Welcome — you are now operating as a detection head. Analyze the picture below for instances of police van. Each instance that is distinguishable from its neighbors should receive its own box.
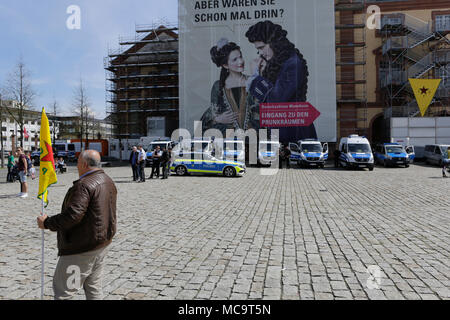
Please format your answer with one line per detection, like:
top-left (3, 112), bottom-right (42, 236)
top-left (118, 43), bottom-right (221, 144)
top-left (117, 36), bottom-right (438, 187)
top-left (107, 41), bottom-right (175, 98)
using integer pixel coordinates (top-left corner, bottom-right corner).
top-left (374, 143), bottom-right (410, 168)
top-left (258, 140), bottom-right (280, 166)
top-left (215, 139), bottom-right (245, 163)
top-left (289, 139), bottom-right (328, 168)
top-left (391, 138), bottom-right (415, 162)
top-left (146, 139), bottom-right (176, 167)
top-left (338, 135), bottom-right (374, 171)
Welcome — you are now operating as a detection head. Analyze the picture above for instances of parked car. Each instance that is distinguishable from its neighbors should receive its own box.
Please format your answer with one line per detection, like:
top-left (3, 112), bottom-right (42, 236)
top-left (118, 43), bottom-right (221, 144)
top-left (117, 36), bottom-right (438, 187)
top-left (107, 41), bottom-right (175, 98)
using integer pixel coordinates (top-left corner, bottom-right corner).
top-left (31, 149), bottom-right (41, 166)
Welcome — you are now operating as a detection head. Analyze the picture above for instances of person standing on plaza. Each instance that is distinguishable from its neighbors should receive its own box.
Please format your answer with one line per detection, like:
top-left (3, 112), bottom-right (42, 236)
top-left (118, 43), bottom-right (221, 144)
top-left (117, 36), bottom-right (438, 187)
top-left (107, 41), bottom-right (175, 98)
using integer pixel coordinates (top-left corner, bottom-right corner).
top-left (25, 151), bottom-right (36, 179)
top-left (283, 145), bottom-right (291, 169)
top-left (166, 147), bottom-right (174, 179)
top-left (7, 151), bottom-right (15, 182)
top-left (36, 150), bottom-right (117, 300)
top-left (442, 146), bottom-right (450, 178)
top-left (160, 147), bottom-right (170, 179)
top-left (150, 145), bottom-right (161, 179)
top-left (137, 145), bottom-right (146, 182)
top-left (334, 148), bottom-right (341, 168)
top-left (129, 146), bottom-right (139, 181)
top-left (16, 147), bottom-right (28, 198)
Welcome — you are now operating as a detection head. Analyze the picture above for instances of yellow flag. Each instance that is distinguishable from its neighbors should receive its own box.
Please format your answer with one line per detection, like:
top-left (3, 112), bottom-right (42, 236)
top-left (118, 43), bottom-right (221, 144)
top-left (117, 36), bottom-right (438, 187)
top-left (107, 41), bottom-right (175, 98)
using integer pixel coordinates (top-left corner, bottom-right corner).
top-left (37, 108), bottom-right (57, 206)
top-left (409, 78), bottom-right (442, 117)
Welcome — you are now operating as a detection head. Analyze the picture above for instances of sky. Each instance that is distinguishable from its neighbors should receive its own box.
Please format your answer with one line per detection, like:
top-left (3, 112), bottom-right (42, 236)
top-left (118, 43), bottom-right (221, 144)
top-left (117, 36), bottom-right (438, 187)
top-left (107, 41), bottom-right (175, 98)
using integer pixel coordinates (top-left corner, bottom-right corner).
top-left (0, 0), bottom-right (178, 119)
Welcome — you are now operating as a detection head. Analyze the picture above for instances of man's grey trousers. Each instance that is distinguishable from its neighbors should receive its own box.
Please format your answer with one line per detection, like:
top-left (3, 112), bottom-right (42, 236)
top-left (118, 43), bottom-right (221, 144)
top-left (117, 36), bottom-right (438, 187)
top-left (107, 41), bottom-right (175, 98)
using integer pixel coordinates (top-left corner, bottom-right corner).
top-left (53, 246), bottom-right (109, 300)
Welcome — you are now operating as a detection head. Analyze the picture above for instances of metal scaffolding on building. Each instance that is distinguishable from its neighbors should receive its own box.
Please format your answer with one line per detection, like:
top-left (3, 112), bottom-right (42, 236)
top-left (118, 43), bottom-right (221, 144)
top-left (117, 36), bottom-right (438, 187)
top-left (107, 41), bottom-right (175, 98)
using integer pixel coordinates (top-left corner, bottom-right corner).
top-left (380, 13), bottom-right (450, 118)
top-left (335, 0), bottom-right (369, 139)
top-left (104, 22), bottom-right (179, 139)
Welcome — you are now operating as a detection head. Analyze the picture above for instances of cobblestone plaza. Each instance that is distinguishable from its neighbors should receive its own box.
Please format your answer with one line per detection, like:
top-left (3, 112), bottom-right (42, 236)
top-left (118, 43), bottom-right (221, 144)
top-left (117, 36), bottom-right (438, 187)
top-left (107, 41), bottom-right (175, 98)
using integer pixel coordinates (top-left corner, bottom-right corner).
top-left (0, 164), bottom-right (448, 300)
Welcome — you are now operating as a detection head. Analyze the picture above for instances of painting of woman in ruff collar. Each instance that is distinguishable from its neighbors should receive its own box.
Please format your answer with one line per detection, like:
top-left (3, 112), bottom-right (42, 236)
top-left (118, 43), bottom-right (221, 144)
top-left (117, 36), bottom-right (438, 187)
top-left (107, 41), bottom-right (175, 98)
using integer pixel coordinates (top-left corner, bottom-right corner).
top-left (201, 38), bottom-right (260, 135)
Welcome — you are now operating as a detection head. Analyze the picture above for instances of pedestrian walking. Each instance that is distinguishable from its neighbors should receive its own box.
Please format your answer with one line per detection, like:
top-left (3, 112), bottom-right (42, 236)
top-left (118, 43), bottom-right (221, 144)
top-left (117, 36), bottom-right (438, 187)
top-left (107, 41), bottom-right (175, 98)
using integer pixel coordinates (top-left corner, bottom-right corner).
top-left (149, 145), bottom-right (161, 179)
top-left (442, 146), bottom-right (450, 178)
top-left (7, 152), bottom-right (15, 182)
top-left (137, 145), bottom-right (146, 182)
top-left (129, 146), bottom-right (139, 181)
top-left (36, 150), bottom-right (117, 300)
top-left (16, 147), bottom-right (28, 198)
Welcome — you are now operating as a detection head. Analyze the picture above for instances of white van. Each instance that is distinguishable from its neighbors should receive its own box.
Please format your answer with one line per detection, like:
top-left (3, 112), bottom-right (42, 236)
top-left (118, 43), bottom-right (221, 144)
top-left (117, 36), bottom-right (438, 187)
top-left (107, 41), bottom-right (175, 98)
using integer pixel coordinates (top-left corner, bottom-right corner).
top-left (146, 139), bottom-right (176, 166)
top-left (289, 139), bottom-right (328, 168)
top-left (174, 139), bottom-right (213, 154)
top-left (424, 144), bottom-right (450, 166)
top-left (216, 139), bottom-right (245, 163)
top-left (258, 140), bottom-right (280, 165)
top-left (338, 135), bottom-right (374, 171)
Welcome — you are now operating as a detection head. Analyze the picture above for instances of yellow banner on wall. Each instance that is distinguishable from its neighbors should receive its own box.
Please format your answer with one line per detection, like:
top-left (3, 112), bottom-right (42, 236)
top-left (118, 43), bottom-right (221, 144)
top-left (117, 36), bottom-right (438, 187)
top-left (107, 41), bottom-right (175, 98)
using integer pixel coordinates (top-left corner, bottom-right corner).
top-left (409, 78), bottom-right (442, 117)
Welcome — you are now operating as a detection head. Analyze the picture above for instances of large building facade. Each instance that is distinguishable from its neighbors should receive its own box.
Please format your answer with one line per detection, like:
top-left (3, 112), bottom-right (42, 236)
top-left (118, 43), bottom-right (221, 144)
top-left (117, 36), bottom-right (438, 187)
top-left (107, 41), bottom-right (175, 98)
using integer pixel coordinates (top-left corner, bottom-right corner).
top-left (105, 2), bottom-right (450, 144)
top-left (105, 24), bottom-right (179, 140)
top-left (1, 100), bottom-right (113, 153)
top-left (336, 0), bottom-right (450, 143)
top-left (0, 100), bottom-right (54, 152)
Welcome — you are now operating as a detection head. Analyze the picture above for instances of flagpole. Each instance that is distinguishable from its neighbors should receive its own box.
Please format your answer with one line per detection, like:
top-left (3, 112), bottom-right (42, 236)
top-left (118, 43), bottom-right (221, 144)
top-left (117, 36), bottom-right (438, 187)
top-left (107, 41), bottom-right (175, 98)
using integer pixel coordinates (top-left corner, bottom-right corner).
top-left (41, 197), bottom-right (45, 300)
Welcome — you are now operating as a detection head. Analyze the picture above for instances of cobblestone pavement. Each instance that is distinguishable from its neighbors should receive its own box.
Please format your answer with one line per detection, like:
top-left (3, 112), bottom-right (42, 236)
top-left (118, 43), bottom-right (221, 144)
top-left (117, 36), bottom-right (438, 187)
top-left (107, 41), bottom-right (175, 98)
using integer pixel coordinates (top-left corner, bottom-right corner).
top-left (0, 163), bottom-right (449, 300)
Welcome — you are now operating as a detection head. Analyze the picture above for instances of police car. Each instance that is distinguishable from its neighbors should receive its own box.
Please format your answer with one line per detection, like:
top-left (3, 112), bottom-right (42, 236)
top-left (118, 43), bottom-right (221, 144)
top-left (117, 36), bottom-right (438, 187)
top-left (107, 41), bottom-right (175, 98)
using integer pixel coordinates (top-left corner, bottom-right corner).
top-left (338, 135), bottom-right (374, 171)
top-left (170, 152), bottom-right (246, 177)
top-left (289, 139), bottom-right (328, 168)
top-left (374, 143), bottom-right (410, 168)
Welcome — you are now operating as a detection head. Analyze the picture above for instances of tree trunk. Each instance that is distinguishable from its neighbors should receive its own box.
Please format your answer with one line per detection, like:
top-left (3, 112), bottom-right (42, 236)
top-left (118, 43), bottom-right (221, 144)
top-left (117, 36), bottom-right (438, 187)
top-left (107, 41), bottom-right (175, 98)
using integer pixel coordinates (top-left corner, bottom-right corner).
top-left (0, 101), bottom-right (4, 169)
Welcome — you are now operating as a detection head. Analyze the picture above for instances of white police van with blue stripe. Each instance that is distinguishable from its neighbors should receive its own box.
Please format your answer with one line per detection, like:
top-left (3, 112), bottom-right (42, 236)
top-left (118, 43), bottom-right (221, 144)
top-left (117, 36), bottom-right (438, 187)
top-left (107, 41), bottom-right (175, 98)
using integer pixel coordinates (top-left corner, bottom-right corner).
top-left (338, 135), bottom-right (374, 171)
top-left (258, 140), bottom-right (280, 166)
top-left (218, 139), bottom-right (245, 163)
top-left (146, 139), bottom-right (176, 167)
top-left (289, 139), bottom-right (328, 168)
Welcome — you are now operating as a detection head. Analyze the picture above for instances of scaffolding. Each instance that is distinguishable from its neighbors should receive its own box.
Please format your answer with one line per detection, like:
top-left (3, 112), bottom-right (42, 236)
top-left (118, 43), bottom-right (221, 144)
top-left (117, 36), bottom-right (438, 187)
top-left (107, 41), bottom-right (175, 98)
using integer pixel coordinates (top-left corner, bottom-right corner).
top-left (335, 0), bottom-right (368, 139)
top-left (105, 22), bottom-right (179, 139)
top-left (380, 13), bottom-right (450, 118)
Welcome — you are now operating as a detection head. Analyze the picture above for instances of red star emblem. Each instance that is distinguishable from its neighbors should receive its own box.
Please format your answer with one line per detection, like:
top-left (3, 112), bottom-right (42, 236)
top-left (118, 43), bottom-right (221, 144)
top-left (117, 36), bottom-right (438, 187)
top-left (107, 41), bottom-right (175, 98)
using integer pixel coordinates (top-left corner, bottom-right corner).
top-left (41, 142), bottom-right (55, 166)
top-left (420, 86), bottom-right (429, 95)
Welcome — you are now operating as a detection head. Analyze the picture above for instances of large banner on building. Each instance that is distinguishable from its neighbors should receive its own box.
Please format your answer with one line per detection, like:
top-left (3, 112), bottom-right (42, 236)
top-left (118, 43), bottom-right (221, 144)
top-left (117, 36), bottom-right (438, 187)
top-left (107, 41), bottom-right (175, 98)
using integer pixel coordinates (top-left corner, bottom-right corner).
top-left (179, 0), bottom-right (337, 143)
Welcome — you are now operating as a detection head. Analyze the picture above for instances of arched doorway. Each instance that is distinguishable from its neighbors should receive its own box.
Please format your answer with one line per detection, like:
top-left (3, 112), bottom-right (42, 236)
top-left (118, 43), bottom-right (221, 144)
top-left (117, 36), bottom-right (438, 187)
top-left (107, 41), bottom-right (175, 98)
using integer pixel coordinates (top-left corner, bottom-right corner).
top-left (370, 114), bottom-right (388, 145)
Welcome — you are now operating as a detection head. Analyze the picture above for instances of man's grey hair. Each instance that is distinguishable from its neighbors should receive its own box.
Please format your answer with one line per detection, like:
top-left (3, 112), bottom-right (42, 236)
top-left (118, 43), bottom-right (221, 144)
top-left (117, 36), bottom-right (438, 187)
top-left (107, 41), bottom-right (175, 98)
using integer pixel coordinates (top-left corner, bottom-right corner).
top-left (80, 150), bottom-right (102, 168)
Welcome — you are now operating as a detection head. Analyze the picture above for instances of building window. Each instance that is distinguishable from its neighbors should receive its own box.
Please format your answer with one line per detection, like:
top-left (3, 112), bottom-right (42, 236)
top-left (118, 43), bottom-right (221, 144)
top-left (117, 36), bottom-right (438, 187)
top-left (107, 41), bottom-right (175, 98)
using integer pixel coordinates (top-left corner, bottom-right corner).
top-left (435, 14), bottom-right (450, 32)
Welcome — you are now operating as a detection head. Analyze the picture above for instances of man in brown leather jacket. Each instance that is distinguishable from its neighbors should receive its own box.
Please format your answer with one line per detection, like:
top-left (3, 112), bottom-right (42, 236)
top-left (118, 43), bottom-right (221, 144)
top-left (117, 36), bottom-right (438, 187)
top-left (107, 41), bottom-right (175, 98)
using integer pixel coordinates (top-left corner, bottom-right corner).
top-left (37, 150), bottom-right (117, 300)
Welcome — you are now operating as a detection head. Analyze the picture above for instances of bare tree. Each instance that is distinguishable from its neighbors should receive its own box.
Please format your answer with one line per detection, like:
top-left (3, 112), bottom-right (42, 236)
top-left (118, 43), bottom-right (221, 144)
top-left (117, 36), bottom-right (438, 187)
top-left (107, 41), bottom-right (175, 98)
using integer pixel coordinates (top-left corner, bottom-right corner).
top-left (0, 94), bottom-right (4, 168)
top-left (3, 58), bottom-right (35, 148)
top-left (72, 79), bottom-right (91, 151)
top-left (50, 99), bottom-right (59, 145)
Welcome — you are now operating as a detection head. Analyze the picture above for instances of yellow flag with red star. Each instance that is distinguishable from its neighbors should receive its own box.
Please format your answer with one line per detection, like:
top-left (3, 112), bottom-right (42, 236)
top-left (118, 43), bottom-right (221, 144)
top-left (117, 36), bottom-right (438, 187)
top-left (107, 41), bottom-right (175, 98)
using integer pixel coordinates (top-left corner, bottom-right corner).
top-left (409, 78), bottom-right (442, 117)
top-left (37, 108), bottom-right (57, 206)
